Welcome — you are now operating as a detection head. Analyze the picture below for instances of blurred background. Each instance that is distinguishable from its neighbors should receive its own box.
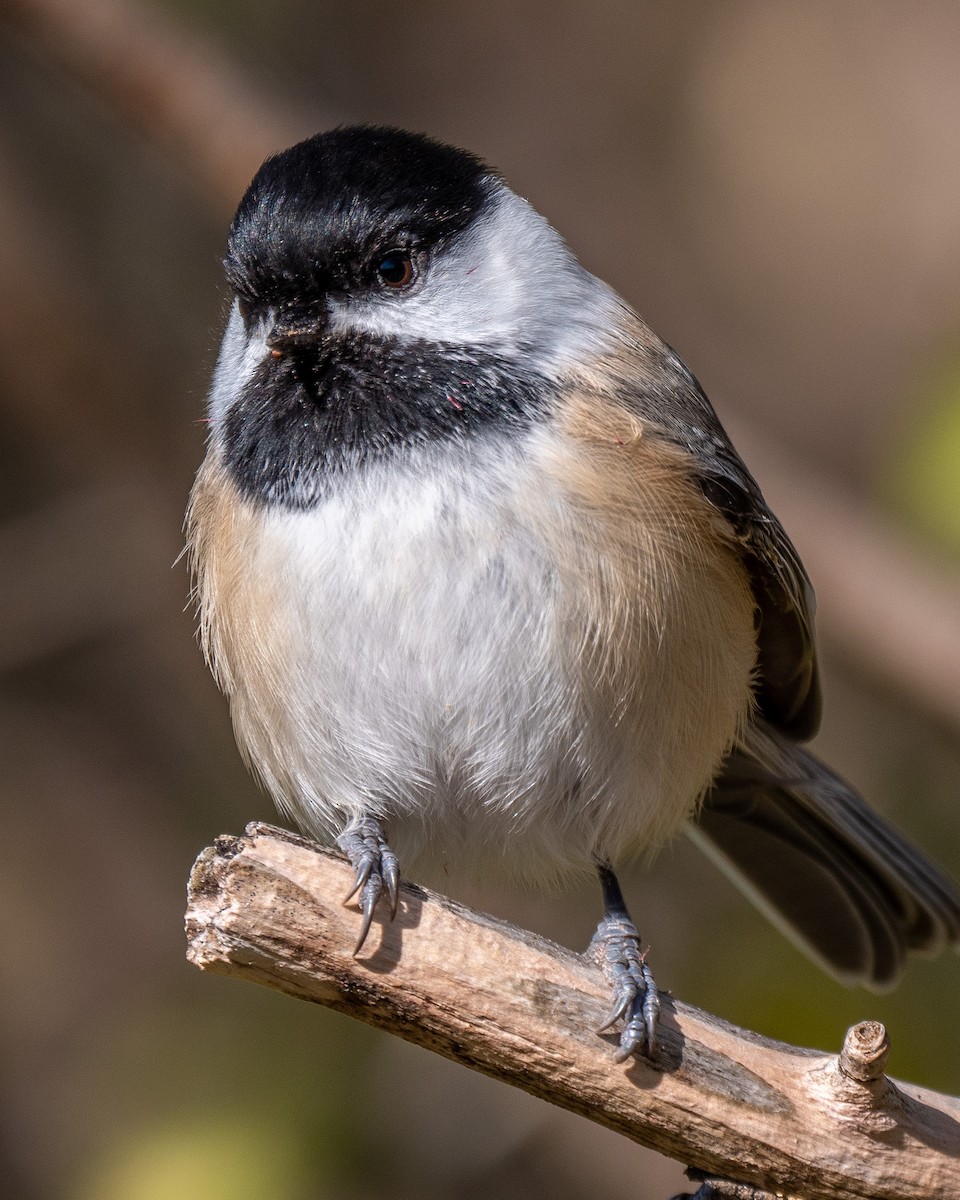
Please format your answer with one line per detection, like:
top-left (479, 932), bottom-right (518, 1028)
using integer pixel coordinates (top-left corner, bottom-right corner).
top-left (2, 1), bottom-right (960, 1197)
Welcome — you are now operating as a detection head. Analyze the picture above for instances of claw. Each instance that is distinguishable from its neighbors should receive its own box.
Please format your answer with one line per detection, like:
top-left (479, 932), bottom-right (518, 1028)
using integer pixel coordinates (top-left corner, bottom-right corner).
top-left (342, 836), bottom-right (377, 903)
top-left (343, 853), bottom-right (373, 904)
top-left (589, 875), bottom-right (660, 1059)
top-left (596, 988), bottom-right (632, 1033)
top-left (642, 962), bottom-right (660, 1054)
top-left (337, 818), bottom-right (401, 955)
top-left (383, 851), bottom-right (400, 919)
top-left (613, 1017), bottom-right (646, 1063)
top-left (353, 874), bottom-right (382, 956)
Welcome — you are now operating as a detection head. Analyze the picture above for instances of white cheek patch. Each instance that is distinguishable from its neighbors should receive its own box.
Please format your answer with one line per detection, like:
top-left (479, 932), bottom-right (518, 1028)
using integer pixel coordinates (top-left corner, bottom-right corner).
top-left (206, 184), bottom-right (625, 438)
top-left (328, 219), bottom-right (524, 348)
top-left (327, 187), bottom-right (622, 378)
top-left (207, 302), bottom-right (271, 426)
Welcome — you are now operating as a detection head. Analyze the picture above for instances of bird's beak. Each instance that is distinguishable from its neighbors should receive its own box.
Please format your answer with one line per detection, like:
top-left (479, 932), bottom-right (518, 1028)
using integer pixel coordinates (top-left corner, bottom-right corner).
top-left (266, 305), bottom-right (328, 352)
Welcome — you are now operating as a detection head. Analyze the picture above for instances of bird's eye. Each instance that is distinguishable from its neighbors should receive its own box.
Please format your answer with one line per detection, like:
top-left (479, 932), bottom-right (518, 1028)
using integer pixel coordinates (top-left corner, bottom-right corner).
top-left (374, 250), bottom-right (416, 290)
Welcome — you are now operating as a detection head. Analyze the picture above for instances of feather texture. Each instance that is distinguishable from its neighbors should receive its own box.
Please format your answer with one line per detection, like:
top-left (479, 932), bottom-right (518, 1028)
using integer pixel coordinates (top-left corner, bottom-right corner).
top-left (187, 387), bottom-right (756, 885)
top-left (693, 722), bottom-right (960, 988)
top-left (190, 126), bottom-right (960, 991)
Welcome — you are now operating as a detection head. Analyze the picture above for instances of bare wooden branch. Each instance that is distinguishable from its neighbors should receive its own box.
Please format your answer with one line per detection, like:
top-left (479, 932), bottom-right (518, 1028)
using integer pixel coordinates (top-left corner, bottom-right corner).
top-left (186, 823), bottom-right (960, 1200)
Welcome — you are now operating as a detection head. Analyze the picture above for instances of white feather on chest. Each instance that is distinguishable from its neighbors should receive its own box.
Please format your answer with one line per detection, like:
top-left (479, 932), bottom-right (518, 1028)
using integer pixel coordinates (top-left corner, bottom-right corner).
top-left (189, 409), bottom-right (757, 883)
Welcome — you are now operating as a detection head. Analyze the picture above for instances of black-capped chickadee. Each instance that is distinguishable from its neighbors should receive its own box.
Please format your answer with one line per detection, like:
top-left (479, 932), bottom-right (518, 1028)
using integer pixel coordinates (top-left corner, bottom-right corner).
top-left (187, 126), bottom-right (960, 1060)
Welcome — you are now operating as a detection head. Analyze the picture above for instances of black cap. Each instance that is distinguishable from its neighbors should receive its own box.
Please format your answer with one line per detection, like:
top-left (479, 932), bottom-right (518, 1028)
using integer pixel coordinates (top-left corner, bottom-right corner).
top-left (225, 126), bottom-right (495, 305)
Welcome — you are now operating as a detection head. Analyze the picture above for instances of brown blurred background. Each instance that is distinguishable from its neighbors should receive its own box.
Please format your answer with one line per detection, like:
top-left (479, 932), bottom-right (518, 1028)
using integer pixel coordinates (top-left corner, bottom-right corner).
top-left (2, 2), bottom-right (960, 1198)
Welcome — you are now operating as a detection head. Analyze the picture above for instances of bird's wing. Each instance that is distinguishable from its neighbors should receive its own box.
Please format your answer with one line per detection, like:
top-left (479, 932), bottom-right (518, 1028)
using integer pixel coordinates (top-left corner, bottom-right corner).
top-left (690, 723), bottom-right (960, 988)
top-left (609, 322), bottom-right (960, 985)
top-left (615, 329), bottom-right (820, 739)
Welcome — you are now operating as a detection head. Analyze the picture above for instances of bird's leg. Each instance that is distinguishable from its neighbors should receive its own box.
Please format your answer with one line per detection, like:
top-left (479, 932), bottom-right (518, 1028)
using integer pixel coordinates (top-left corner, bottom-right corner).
top-left (336, 815), bottom-right (400, 956)
top-left (589, 862), bottom-right (660, 1060)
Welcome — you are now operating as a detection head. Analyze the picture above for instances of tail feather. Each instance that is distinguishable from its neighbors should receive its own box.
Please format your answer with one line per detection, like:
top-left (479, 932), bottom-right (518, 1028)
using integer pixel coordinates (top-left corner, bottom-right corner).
top-left (690, 723), bottom-right (960, 990)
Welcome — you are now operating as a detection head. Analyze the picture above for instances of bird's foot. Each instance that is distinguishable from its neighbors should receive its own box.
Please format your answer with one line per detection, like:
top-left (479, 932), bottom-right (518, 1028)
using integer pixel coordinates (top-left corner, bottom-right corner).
top-left (590, 912), bottom-right (660, 1061)
top-left (669, 1169), bottom-right (782, 1199)
top-left (336, 816), bottom-right (400, 955)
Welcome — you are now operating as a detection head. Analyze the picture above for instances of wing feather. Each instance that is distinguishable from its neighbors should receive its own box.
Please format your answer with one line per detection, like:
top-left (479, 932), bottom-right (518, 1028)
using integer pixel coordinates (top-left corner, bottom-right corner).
top-left (612, 326), bottom-right (820, 738)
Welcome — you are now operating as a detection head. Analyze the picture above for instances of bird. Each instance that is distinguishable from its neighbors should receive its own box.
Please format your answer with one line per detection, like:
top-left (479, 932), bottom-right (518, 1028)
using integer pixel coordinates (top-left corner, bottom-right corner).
top-left (187, 125), bottom-right (960, 1061)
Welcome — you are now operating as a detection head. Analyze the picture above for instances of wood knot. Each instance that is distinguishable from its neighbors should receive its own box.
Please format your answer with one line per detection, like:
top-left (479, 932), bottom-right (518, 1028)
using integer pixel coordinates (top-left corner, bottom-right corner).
top-left (838, 1020), bottom-right (890, 1083)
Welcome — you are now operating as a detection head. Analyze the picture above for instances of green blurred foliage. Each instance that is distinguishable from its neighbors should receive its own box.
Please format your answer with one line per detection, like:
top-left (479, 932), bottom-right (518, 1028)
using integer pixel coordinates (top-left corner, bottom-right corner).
top-left (889, 350), bottom-right (960, 556)
top-left (66, 984), bottom-right (383, 1200)
top-left (75, 1116), bottom-right (309, 1200)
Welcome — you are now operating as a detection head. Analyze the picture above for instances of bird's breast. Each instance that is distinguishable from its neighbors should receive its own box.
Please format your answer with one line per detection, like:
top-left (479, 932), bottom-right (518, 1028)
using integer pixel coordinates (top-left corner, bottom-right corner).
top-left (187, 394), bottom-right (756, 880)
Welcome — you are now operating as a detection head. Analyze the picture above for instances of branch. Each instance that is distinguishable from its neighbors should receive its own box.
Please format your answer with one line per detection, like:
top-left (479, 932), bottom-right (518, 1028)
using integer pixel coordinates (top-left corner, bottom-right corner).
top-left (186, 823), bottom-right (960, 1200)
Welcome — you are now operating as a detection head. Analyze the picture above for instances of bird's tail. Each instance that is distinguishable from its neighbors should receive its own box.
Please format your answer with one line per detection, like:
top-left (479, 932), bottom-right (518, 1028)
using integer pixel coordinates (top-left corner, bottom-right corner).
top-left (690, 722), bottom-right (960, 990)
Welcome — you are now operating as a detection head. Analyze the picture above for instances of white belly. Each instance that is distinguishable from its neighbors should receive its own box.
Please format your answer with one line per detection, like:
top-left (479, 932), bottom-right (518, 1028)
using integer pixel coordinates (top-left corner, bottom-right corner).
top-left (192, 422), bottom-right (756, 883)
